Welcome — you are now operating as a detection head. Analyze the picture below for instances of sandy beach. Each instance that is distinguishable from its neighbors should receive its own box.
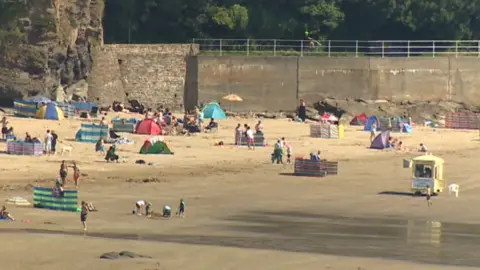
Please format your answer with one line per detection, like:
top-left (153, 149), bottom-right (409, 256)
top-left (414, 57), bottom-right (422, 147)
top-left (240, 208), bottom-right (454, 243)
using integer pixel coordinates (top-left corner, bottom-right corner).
top-left (1, 113), bottom-right (480, 270)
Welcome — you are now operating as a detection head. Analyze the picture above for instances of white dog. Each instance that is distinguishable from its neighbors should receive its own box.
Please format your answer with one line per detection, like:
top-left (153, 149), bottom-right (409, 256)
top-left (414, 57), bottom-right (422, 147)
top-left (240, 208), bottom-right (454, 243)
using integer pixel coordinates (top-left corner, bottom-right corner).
top-left (59, 142), bottom-right (73, 155)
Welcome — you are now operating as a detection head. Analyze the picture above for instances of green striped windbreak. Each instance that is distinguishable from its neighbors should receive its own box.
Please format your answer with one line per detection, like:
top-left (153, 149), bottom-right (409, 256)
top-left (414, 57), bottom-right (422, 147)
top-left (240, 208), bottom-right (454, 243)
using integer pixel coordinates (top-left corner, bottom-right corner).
top-left (33, 186), bottom-right (79, 212)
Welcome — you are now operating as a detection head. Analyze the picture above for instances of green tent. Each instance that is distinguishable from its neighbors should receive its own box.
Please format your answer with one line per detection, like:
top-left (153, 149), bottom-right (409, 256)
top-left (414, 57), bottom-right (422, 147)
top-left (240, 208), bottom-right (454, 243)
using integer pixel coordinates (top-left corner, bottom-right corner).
top-left (139, 140), bottom-right (173, 154)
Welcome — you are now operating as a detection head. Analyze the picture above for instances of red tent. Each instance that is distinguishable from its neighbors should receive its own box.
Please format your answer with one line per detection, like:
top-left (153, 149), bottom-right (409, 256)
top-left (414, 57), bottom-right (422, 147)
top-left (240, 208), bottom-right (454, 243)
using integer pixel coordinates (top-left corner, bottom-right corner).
top-left (320, 113), bottom-right (338, 123)
top-left (350, 113), bottom-right (368, 125)
top-left (136, 119), bottom-right (162, 135)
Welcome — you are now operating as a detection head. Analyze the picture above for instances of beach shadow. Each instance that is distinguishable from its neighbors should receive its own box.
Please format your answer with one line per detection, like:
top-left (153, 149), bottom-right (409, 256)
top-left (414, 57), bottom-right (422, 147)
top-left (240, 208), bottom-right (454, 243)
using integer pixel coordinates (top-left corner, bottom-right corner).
top-left (64, 138), bottom-right (77, 142)
top-left (279, 172), bottom-right (296, 176)
top-left (377, 191), bottom-right (416, 197)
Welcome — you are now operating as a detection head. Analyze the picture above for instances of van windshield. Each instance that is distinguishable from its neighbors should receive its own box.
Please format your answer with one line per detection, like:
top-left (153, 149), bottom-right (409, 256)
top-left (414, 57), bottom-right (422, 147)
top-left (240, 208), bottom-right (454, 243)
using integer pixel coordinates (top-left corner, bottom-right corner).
top-left (415, 164), bottom-right (433, 178)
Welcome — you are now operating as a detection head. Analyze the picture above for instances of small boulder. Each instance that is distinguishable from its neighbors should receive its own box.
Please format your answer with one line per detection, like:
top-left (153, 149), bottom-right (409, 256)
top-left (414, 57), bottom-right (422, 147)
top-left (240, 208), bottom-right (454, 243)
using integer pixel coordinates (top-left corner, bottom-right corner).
top-left (100, 252), bottom-right (120, 260)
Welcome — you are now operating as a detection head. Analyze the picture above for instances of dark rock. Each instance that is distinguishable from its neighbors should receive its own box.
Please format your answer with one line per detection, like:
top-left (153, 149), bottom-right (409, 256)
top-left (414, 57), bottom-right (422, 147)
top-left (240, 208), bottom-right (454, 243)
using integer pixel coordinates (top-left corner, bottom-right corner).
top-left (100, 252), bottom-right (121, 260)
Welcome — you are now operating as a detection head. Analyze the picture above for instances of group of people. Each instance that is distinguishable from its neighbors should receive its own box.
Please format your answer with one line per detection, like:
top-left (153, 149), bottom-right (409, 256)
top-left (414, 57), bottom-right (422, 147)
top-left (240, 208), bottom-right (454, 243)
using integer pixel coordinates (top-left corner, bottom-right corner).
top-left (58, 160), bottom-right (81, 188)
top-left (272, 137), bottom-right (292, 164)
top-left (235, 120), bottom-right (264, 149)
top-left (134, 199), bottom-right (186, 219)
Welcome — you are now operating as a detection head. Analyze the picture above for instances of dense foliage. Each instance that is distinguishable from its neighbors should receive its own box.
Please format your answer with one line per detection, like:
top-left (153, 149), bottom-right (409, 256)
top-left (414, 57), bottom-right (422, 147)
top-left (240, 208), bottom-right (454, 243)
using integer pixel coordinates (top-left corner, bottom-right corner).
top-left (2, 0), bottom-right (480, 45)
top-left (103, 0), bottom-right (480, 43)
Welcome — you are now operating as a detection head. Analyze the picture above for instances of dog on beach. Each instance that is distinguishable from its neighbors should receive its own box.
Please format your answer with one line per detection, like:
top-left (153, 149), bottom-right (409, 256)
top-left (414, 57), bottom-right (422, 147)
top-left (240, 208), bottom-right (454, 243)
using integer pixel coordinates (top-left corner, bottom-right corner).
top-left (59, 142), bottom-right (73, 155)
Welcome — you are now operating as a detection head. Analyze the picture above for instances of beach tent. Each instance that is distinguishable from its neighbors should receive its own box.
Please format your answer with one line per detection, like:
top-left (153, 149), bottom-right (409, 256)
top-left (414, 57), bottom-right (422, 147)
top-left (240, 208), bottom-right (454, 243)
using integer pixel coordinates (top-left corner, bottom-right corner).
top-left (370, 131), bottom-right (390, 149)
top-left (403, 123), bottom-right (413, 133)
top-left (364, 116), bottom-right (379, 131)
top-left (75, 123), bottom-right (109, 143)
top-left (202, 102), bottom-right (227, 119)
top-left (139, 137), bottom-right (173, 154)
top-left (350, 113), bottom-right (368, 125)
top-left (35, 103), bottom-right (65, 120)
top-left (136, 119), bottom-right (162, 135)
top-left (26, 96), bottom-right (51, 103)
top-left (13, 99), bottom-right (38, 118)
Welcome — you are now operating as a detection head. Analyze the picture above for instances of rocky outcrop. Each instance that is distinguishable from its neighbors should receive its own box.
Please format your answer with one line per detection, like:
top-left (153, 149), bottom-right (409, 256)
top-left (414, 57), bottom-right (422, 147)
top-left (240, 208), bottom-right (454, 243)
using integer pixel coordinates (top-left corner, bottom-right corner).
top-left (0, 0), bottom-right (103, 105)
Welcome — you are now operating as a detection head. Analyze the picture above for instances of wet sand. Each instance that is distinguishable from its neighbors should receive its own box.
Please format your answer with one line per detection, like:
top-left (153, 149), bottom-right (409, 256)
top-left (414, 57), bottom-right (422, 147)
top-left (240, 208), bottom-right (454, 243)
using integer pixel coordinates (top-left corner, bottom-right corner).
top-left (1, 114), bottom-right (480, 269)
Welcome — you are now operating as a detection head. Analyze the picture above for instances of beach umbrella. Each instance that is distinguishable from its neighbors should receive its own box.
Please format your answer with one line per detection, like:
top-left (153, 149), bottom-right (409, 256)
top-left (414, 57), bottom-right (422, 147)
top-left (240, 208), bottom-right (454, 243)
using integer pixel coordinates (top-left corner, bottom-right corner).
top-left (222, 94), bottom-right (243, 112)
top-left (25, 96), bottom-right (51, 103)
top-left (222, 94), bottom-right (243, 102)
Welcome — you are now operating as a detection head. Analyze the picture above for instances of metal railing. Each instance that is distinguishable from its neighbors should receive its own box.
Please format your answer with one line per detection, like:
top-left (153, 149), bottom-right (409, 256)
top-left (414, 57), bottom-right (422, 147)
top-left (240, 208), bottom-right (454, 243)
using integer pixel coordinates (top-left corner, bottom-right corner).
top-left (193, 39), bottom-right (480, 57)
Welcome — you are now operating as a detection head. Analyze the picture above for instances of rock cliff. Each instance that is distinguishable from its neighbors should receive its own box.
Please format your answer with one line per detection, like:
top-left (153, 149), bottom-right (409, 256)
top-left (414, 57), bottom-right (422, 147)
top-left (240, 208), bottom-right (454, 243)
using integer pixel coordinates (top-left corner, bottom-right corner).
top-left (0, 0), bottom-right (103, 105)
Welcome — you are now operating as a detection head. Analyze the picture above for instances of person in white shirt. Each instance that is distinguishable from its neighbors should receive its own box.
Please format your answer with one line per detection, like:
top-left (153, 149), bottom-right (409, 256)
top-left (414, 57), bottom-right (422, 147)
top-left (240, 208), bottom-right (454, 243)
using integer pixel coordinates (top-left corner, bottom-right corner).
top-left (246, 126), bottom-right (255, 149)
top-left (135, 200), bottom-right (150, 216)
top-left (45, 130), bottom-right (53, 155)
top-left (272, 140), bottom-right (283, 164)
top-left (419, 143), bottom-right (427, 152)
top-left (370, 122), bottom-right (377, 143)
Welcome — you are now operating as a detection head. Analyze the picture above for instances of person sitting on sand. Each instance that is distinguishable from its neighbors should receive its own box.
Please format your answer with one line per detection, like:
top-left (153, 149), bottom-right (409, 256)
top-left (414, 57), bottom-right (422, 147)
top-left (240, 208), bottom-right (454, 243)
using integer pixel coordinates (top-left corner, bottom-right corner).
top-left (419, 143), bottom-right (428, 152)
top-left (0, 206), bottom-right (15, 221)
top-left (310, 151), bottom-right (320, 161)
top-left (105, 145), bottom-right (119, 162)
top-left (162, 204), bottom-right (172, 218)
top-left (255, 120), bottom-right (263, 135)
top-left (205, 118), bottom-right (218, 132)
top-left (24, 132), bottom-right (32, 143)
top-left (6, 127), bottom-right (16, 141)
top-left (95, 139), bottom-right (105, 153)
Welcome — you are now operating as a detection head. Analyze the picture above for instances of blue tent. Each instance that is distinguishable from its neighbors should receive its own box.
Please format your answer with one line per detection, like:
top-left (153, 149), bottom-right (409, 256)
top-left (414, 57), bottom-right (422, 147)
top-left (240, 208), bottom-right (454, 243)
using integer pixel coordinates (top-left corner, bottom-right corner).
top-left (364, 116), bottom-right (379, 131)
top-left (26, 96), bottom-right (51, 103)
top-left (202, 102), bottom-right (226, 119)
top-left (36, 102), bottom-right (65, 120)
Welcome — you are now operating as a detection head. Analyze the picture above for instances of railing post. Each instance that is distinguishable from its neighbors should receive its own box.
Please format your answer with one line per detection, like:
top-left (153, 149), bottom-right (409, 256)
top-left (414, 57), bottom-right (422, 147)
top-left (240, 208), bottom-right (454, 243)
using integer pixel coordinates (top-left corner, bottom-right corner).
top-left (273, 39), bottom-right (277, 56)
top-left (455, 41), bottom-right (458, 58)
top-left (328, 40), bottom-right (331, 57)
top-left (300, 40), bottom-right (304, 57)
top-left (355, 40), bottom-right (358, 57)
top-left (382, 41), bottom-right (384, 58)
top-left (432, 41), bottom-right (435, 58)
top-left (219, 39), bottom-right (223, 56)
top-left (407, 40), bottom-right (410, 58)
top-left (246, 39), bottom-right (249, 56)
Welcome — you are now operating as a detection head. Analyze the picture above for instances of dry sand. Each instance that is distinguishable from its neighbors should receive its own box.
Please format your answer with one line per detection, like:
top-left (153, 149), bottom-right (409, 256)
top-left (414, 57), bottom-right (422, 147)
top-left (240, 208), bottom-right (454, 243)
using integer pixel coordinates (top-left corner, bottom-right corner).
top-left (1, 113), bottom-right (480, 270)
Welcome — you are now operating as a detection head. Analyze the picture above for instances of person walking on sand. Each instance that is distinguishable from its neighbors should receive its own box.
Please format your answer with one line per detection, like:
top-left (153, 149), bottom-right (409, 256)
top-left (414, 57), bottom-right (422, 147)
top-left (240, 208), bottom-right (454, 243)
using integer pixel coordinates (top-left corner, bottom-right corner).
top-left (285, 141), bottom-right (292, 164)
top-left (45, 130), bottom-right (53, 155)
top-left (176, 198), bottom-right (186, 217)
top-left (72, 162), bottom-right (80, 188)
top-left (370, 122), bottom-right (377, 143)
top-left (246, 126), bottom-right (255, 150)
top-left (80, 201), bottom-right (88, 231)
top-left (426, 185), bottom-right (432, 207)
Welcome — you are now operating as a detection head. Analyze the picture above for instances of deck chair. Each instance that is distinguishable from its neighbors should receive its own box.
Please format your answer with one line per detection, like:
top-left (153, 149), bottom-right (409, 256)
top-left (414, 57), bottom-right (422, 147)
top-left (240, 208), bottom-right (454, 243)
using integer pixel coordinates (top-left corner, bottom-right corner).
top-left (90, 106), bottom-right (99, 118)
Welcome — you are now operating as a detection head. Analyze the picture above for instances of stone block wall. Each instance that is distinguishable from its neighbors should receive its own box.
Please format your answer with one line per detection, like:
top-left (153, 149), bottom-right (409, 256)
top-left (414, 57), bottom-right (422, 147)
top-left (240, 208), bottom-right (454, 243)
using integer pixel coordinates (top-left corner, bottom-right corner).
top-left (185, 56), bottom-right (480, 112)
top-left (88, 44), bottom-right (198, 110)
